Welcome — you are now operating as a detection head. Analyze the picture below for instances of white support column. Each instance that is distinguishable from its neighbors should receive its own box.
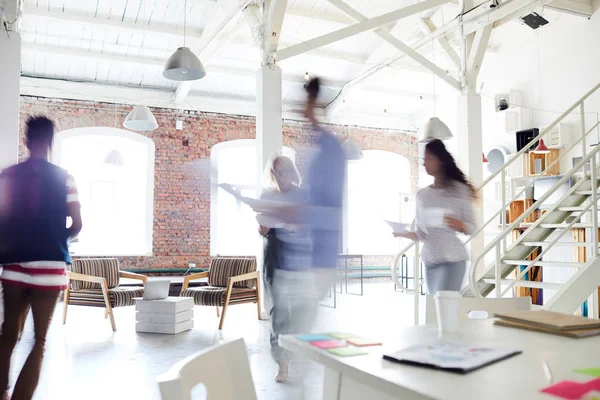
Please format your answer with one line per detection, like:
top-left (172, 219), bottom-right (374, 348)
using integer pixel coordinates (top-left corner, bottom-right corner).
top-left (0, 31), bottom-right (21, 169)
top-left (457, 93), bottom-right (484, 273)
top-left (256, 64), bottom-right (283, 318)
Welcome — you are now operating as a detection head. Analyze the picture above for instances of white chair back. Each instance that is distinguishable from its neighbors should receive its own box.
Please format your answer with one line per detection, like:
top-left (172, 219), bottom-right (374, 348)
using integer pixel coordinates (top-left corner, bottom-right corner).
top-left (157, 338), bottom-right (257, 400)
top-left (425, 296), bottom-right (532, 324)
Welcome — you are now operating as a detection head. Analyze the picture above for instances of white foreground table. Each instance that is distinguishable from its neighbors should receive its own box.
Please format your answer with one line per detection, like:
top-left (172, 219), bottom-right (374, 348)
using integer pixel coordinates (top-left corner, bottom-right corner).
top-left (280, 319), bottom-right (600, 400)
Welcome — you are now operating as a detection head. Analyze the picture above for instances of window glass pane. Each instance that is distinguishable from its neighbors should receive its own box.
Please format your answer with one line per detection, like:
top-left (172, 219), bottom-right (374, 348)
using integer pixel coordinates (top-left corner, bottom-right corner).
top-left (348, 151), bottom-right (412, 255)
top-left (213, 141), bottom-right (296, 256)
top-left (55, 131), bottom-right (153, 256)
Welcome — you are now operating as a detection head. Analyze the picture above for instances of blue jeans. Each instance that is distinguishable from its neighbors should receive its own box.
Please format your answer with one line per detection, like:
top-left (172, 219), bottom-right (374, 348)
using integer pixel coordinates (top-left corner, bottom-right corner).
top-left (424, 261), bottom-right (466, 295)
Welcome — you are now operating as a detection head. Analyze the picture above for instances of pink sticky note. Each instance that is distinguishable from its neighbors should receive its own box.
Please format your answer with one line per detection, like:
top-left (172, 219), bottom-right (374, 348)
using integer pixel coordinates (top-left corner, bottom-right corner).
top-left (541, 379), bottom-right (600, 400)
top-left (310, 339), bottom-right (347, 349)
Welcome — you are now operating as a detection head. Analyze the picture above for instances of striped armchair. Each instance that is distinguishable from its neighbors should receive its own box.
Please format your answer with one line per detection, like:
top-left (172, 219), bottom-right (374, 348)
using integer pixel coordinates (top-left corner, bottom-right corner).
top-left (63, 258), bottom-right (147, 331)
top-left (180, 257), bottom-right (261, 330)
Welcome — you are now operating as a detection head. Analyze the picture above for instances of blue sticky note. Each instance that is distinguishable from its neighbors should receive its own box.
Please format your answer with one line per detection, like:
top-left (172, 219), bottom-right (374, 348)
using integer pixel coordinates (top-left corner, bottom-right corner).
top-left (296, 334), bottom-right (331, 342)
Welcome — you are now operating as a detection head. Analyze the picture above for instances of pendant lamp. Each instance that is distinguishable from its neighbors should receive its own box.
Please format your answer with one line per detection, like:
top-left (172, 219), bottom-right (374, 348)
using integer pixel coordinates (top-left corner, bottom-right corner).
top-left (342, 138), bottom-right (363, 160)
top-left (124, 1), bottom-right (158, 131)
top-left (123, 105), bottom-right (158, 131)
top-left (163, 0), bottom-right (206, 81)
top-left (418, 117), bottom-right (453, 143)
top-left (533, 139), bottom-right (550, 154)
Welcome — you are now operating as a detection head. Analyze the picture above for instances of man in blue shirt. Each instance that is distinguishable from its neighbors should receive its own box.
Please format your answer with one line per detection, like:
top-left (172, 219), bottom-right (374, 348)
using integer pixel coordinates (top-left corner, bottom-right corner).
top-left (303, 78), bottom-right (346, 295)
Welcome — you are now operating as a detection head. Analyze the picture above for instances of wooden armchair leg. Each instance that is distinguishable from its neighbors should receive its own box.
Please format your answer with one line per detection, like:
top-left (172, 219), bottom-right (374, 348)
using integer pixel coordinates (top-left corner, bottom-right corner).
top-left (255, 278), bottom-right (262, 321)
top-left (219, 290), bottom-right (233, 330)
top-left (100, 283), bottom-right (116, 332)
top-left (63, 286), bottom-right (70, 325)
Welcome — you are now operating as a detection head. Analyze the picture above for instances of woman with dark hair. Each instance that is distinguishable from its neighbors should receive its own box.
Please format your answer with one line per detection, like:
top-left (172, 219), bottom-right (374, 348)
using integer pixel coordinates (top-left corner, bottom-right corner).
top-left (395, 139), bottom-right (476, 294)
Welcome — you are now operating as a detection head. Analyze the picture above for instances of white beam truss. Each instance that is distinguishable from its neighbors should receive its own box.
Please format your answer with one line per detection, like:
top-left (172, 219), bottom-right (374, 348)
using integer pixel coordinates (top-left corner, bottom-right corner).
top-left (325, 0), bottom-right (459, 116)
top-left (466, 25), bottom-right (492, 88)
top-left (274, 0), bottom-right (452, 62)
top-left (175, 0), bottom-right (253, 104)
top-left (420, 18), bottom-right (461, 70)
top-left (325, 0), bottom-right (544, 108)
top-left (23, 6), bottom-right (199, 38)
top-left (264, 0), bottom-right (288, 58)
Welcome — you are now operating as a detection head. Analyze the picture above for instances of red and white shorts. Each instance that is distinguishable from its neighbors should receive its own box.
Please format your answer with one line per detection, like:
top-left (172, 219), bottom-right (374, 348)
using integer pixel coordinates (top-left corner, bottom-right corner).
top-left (0, 261), bottom-right (68, 290)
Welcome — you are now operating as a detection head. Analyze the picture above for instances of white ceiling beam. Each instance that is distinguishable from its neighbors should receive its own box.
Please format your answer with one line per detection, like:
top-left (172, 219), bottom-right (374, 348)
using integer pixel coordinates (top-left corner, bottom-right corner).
top-left (175, 0), bottom-right (253, 104)
top-left (264, 0), bottom-right (288, 57)
top-left (21, 42), bottom-right (352, 87)
top-left (274, 0), bottom-right (452, 62)
top-left (286, 6), bottom-right (354, 25)
top-left (20, 76), bottom-right (416, 131)
top-left (461, 0), bottom-right (553, 37)
top-left (546, 0), bottom-right (593, 17)
top-left (420, 18), bottom-right (461, 70)
top-left (466, 25), bottom-right (492, 88)
top-left (23, 5), bottom-right (199, 38)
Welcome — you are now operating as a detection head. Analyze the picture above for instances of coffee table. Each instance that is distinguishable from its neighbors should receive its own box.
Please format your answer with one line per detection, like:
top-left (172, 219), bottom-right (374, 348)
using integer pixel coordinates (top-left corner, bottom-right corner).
top-left (135, 297), bottom-right (194, 334)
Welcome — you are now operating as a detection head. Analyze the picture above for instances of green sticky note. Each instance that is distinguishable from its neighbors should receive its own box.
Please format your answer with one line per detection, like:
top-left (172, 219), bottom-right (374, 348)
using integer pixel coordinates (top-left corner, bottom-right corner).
top-left (328, 346), bottom-right (368, 357)
top-left (328, 333), bottom-right (357, 339)
top-left (574, 368), bottom-right (600, 377)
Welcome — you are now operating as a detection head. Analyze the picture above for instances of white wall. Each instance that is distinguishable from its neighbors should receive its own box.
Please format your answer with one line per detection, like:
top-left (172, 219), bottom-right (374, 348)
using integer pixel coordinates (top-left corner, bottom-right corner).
top-left (478, 11), bottom-right (600, 154)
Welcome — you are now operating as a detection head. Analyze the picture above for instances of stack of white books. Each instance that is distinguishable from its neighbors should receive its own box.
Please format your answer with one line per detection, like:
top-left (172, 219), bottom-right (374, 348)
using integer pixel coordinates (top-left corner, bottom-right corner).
top-left (135, 297), bottom-right (194, 334)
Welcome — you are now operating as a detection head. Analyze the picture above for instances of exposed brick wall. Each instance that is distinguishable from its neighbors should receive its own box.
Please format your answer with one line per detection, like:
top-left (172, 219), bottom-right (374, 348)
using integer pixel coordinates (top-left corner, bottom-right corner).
top-left (19, 96), bottom-right (418, 270)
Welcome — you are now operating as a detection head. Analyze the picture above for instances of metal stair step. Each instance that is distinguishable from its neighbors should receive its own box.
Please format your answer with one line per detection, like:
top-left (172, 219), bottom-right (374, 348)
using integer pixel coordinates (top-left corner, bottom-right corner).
top-left (539, 223), bottom-right (593, 229)
top-left (481, 279), bottom-right (563, 290)
top-left (575, 190), bottom-right (599, 195)
top-left (557, 206), bottom-right (589, 212)
top-left (502, 260), bottom-right (584, 268)
top-left (520, 241), bottom-right (597, 247)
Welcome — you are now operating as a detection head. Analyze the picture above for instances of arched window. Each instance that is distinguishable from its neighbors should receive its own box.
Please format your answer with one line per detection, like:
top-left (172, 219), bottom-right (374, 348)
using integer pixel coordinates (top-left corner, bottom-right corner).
top-left (52, 127), bottom-right (155, 256)
top-left (211, 140), bottom-right (295, 256)
top-left (347, 150), bottom-right (413, 255)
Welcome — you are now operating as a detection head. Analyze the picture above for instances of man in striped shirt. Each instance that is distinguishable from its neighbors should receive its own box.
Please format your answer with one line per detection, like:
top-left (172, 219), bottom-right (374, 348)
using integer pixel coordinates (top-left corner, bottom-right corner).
top-left (0, 116), bottom-right (82, 400)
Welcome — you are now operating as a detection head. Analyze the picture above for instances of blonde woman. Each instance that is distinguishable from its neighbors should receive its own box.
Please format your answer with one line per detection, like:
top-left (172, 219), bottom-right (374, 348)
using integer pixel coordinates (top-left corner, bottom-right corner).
top-left (258, 155), bottom-right (310, 383)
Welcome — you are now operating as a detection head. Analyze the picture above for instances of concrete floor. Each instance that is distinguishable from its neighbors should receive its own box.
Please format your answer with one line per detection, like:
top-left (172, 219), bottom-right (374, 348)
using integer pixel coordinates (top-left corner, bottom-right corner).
top-left (9, 281), bottom-right (422, 400)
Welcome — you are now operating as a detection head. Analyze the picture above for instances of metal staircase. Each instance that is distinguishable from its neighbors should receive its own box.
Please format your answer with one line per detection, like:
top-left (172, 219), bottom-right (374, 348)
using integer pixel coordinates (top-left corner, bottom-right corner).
top-left (392, 83), bottom-right (600, 322)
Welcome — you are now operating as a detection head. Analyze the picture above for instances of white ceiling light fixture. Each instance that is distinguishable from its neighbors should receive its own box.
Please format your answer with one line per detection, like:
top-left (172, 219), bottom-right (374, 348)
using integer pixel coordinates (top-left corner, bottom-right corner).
top-left (124, 0), bottom-right (158, 131)
top-left (419, 39), bottom-right (453, 143)
top-left (418, 117), bottom-right (453, 142)
top-left (163, 0), bottom-right (206, 81)
top-left (123, 105), bottom-right (159, 131)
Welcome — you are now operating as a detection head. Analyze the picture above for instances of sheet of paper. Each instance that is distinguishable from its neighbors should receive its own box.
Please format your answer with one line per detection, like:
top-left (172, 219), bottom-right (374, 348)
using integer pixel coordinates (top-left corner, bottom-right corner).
top-left (346, 337), bottom-right (382, 347)
top-left (328, 347), bottom-right (368, 357)
top-left (296, 334), bottom-right (331, 342)
top-left (575, 369), bottom-right (600, 378)
top-left (541, 379), bottom-right (600, 400)
top-left (328, 332), bottom-right (357, 339)
top-left (383, 219), bottom-right (407, 234)
top-left (219, 183), bottom-right (292, 213)
top-left (310, 339), bottom-right (347, 349)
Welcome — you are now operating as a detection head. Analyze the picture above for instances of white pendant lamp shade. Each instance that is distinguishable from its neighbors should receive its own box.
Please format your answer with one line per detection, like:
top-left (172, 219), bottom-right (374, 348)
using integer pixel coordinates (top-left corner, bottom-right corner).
top-left (418, 117), bottom-right (453, 143)
top-left (123, 105), bottom-right (158, 131)
top-left (163, 47), bottom-right (206, 81)
top-left (342, 139), bottom-right (364, 160)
